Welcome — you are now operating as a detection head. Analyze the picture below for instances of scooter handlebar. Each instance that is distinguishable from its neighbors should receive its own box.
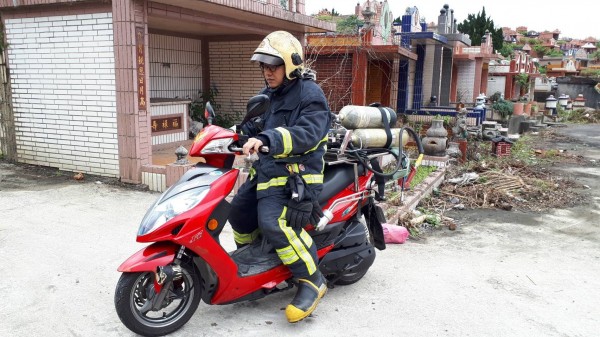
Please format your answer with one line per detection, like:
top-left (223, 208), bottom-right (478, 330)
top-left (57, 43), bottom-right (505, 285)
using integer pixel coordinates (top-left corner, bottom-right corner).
top-left (228, 145), bottom-right (269, 154)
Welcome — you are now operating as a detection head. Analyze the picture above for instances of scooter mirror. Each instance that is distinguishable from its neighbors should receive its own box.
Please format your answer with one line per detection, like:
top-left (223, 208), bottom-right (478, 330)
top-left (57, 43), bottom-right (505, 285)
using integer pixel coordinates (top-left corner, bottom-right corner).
top-left (241, 94), bottom-right (270, 126)
top-left (204, 101), bottom-right (216, 125)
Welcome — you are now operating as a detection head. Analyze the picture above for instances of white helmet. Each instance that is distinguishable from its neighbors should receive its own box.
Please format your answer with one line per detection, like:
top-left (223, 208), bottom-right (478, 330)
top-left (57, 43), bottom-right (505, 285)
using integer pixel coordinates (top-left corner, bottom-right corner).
top-left (251, 31), bottom-right (304, 80)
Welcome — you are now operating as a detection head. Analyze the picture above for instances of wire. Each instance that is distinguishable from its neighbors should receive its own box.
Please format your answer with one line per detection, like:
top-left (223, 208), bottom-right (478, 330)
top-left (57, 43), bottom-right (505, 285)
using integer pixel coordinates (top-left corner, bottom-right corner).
top-left (344, 145), bottom-right (402, 179)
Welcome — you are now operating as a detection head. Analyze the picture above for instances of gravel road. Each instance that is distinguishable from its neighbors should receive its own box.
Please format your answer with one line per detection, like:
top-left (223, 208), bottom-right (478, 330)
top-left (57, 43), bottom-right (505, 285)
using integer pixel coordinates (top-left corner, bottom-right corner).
top-left (0, 124), bottom-right (598, 337)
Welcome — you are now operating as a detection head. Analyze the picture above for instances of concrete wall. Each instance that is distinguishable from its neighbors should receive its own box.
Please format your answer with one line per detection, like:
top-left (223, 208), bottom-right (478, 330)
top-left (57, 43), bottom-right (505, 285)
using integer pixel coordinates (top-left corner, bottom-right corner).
top-left (487, 77), bottom-right (506, 97)
top-left (556, 77), bottom-right (600, 109)
top-left (5, 12), bottom-right (118, 176)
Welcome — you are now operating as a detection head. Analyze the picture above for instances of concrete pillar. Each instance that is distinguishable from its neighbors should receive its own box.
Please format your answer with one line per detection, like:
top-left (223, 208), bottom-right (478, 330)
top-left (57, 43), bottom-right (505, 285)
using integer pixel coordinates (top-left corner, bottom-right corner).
top-left (440, 47), bottom-right (453, 105)
top-left (0, 50), bottom-right (16, 161)
top-left (430, 44), bottom-right (443, 104)
top-left (473, 58), bottom-right (483, 103)
top-left (113, 0), bottom-right (150, 184)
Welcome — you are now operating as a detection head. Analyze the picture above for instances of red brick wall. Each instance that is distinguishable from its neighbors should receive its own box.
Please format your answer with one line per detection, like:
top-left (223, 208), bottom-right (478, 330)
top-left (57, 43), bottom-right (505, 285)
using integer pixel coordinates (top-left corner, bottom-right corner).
top-left (366, 61), bottom-right (383, 105)
top-left (309, 54), bottom-right (354, 113)
top-left (210, 40), bottom-right (265, 119)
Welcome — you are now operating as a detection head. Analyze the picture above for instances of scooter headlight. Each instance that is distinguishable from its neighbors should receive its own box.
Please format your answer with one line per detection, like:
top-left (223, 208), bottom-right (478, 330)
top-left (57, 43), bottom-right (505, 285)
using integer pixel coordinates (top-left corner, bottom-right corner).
top-left (138, 186), bottom-right (210, 236)
top-left (201, 138), bottom-right (234, 154)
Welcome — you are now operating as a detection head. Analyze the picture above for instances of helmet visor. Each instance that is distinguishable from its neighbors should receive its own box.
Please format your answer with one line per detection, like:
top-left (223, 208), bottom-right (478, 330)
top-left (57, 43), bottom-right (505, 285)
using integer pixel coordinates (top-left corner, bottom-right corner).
top-left (250, 53), bottom-right (284, 66)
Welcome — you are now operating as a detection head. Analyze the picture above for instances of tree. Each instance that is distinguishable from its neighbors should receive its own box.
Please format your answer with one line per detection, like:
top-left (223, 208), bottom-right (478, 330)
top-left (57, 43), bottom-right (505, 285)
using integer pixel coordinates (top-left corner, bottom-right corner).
top-left (546, 49), bottom-right (564, 57)
top-left (456, 7), bottom-right (503, 52)
top-left (335, 15), bottom-right (364, 35)
top-left (533, 44), bottom-right (548, 58)
top-left (515, 73), bottom-right (529, 97)
top-left (499, 43), bottom-right (514, 58)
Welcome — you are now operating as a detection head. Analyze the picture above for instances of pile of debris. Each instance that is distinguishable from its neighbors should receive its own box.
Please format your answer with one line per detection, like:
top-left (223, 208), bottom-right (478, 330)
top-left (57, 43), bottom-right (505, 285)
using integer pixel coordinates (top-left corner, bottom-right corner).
top-left (563, 107), bottom-right (600, 124)
top-left (397, 128), bottom-right (594, 237)
top-left (425, 159), bottom-right (587, 212)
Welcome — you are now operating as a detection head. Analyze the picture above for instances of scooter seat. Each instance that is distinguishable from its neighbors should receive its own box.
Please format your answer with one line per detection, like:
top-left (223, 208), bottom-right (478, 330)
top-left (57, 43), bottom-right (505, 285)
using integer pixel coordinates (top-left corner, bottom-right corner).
top-left (318, 163), bottom-right (366, 205)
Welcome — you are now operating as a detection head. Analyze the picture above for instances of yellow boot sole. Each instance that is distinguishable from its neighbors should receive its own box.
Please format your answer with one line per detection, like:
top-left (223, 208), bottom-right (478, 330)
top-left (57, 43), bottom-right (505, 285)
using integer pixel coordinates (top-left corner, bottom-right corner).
top-left (285, 282), bottom-right (327, 323)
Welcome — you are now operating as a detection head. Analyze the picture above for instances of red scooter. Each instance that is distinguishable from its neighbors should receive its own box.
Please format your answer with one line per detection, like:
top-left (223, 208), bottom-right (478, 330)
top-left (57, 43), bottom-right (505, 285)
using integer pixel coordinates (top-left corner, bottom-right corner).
top-left (114, 95), bottom-right (421, 336)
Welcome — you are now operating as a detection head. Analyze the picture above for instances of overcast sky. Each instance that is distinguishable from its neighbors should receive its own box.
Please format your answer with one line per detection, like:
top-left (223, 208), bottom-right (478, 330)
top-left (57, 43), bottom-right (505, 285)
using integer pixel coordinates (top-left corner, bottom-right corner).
top-left (304, 1), bottom-right (599, 40)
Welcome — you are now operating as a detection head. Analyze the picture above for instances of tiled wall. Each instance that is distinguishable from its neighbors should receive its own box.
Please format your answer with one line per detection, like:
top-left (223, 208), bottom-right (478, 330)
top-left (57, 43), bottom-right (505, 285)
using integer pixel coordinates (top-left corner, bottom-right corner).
top-left (142, 169), bottom-right (167, 192)
top-left (148, 34), bottom-right (202, 100)
top-left (209, 40), bottom-right (265, 121)
top-left (150, 102), bottom-right (189, 146)
top-left (5, 12), bottom-right (118, 176)
top-left (456, 62), bottom-right (476, 103)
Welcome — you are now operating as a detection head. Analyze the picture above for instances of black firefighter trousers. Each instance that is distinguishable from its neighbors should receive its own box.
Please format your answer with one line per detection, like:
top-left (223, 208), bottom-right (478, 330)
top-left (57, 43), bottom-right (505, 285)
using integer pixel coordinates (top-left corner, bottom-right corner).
top-left (229, 179), bottom-right (318, 279)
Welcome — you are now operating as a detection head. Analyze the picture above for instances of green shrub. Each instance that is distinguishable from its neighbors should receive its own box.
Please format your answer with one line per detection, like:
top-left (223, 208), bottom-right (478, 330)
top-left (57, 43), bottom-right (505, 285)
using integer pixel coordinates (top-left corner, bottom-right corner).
top-left (492, 99), bottom-right (513, 120)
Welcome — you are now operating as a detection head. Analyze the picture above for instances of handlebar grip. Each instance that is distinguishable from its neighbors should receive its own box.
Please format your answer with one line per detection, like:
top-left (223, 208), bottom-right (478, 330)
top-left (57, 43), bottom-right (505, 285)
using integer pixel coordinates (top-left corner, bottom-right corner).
top-left (228, 145), bottom-right (269, 154)
top-left (316, 209), bottom-right (333, 231)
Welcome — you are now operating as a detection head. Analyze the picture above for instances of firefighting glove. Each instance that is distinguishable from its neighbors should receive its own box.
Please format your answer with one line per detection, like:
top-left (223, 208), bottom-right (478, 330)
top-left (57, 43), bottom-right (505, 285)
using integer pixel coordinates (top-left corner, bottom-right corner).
top-left (309, 200), bottom-right (324, 226)
top-left (286, 199), bottom-right (313, 229)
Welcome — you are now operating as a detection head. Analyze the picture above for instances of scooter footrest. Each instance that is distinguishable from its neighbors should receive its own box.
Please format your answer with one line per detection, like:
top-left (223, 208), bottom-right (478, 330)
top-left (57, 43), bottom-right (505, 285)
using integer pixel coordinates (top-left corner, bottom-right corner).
top-left (231, 244), bottom-right (282, 277)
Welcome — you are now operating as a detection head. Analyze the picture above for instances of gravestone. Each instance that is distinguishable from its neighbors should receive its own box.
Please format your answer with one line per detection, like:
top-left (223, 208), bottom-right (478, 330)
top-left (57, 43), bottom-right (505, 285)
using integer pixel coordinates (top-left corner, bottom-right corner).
top-left (508, 115), bottom-right (525, 135)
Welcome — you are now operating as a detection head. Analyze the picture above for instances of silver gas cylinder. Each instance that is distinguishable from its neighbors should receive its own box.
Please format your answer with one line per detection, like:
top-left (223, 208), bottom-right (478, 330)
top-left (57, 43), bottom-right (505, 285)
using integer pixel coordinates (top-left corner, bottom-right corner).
top-left (338, 105), bottom-right (397, 129)
top-left (350, 128), bottom-right (410, 149)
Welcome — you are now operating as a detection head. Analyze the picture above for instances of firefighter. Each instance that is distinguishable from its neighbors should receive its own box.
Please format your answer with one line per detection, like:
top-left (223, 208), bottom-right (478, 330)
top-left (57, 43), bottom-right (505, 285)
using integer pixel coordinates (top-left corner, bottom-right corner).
top-left (228, 30), bottom-right (331, 323)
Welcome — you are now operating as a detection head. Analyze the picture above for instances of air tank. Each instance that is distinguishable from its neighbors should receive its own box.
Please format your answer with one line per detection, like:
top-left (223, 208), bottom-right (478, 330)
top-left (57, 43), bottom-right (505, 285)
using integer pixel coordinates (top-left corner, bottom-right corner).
top-left (338, 105), bottom-right (398, 129)
top-left (350, 128), bottom-right (410, 149)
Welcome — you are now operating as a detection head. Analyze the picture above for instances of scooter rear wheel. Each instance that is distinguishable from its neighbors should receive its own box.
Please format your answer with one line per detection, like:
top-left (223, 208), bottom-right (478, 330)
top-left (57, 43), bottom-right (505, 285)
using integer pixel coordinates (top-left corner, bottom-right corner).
top-left (327, 268), bottom-right (369, 286)
top-left (114, 264), bottom-right (201, 336)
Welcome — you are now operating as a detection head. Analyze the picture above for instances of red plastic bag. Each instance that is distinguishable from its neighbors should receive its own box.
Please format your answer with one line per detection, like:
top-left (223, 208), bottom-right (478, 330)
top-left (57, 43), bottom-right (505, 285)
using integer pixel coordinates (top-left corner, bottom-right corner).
top-left (382, 223), bottom-right (409, 244)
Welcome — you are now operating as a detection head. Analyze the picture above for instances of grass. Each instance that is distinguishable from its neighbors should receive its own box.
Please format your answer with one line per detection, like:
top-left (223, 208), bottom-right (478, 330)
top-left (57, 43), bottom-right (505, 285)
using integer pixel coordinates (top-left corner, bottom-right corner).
top-left (409, 165), bottom-right (437, 189)
top-left (506, 134), bottom-right (537, 165)
top-left (382, 165), bottom-right (437, 207)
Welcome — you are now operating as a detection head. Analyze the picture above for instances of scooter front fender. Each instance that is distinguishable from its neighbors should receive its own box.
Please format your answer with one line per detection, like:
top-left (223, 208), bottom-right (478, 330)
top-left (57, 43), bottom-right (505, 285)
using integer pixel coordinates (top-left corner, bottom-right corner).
top-left (117, 242), bottom-right (178, 273)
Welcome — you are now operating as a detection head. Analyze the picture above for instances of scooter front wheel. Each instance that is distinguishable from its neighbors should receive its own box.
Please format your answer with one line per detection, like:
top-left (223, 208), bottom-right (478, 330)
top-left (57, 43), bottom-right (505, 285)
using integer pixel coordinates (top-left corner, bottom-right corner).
top-left (114, 264), bottom-right (201, 337)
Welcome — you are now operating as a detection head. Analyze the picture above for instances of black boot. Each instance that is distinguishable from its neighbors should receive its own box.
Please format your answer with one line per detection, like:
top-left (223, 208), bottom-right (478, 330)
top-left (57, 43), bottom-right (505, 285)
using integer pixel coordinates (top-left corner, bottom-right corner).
top-left (285, 271), bottom-right (327, 323)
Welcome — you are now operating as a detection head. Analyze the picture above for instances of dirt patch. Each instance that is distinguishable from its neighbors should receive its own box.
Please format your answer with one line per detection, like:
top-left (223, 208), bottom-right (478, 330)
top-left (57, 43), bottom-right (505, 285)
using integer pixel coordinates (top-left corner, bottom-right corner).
top-left (0, 161), bottom-right (148, 192)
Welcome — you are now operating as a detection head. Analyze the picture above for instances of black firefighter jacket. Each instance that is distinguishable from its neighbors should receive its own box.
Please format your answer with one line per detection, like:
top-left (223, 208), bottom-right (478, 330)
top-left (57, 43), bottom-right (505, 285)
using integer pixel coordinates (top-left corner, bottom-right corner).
top-left (242, 76), bottom-right (331, 200)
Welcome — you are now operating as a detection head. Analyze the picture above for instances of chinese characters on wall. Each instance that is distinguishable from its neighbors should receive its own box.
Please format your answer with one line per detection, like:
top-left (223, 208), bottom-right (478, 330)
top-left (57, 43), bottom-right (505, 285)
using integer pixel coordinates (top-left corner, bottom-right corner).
top-left (151, 116), bottom-right (183, 133)
top-left (135, 27), bottom-right (147, 111)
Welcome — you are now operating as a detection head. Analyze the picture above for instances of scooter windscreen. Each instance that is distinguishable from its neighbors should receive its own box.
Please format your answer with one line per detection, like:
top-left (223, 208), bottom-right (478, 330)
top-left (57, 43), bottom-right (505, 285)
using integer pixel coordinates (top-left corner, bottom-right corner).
top-left (138, 186), bottom-right (210, 235)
